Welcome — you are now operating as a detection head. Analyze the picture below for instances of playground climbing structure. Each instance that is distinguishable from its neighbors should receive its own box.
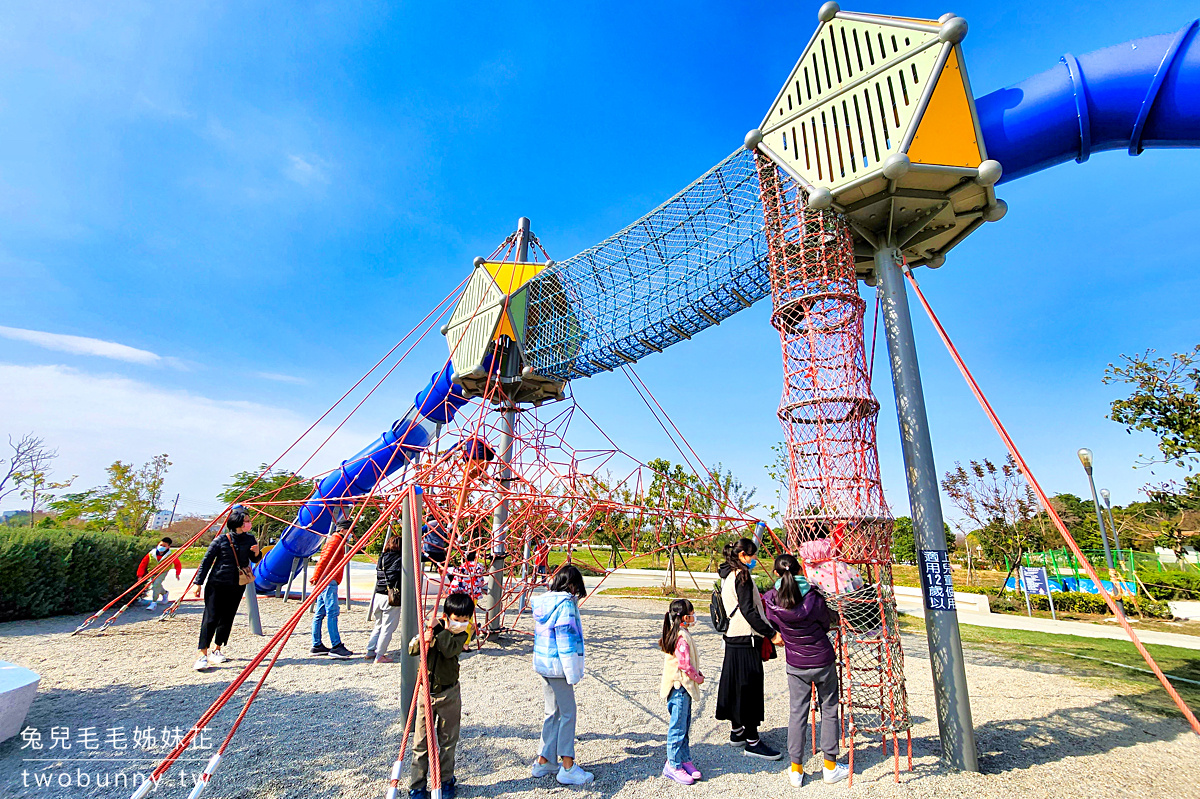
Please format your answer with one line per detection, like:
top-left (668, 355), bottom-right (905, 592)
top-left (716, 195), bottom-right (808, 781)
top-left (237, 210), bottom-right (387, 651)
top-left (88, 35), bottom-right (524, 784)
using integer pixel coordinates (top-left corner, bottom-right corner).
top-left (81, 6), bottom-right (1200, 796)
top-left (757, 153), bottom-right (910, 780)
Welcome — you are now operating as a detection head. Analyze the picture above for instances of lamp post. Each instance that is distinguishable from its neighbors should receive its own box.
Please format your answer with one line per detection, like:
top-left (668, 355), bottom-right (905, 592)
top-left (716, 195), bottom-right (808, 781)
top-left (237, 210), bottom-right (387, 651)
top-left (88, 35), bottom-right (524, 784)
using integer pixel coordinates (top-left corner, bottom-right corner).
top-left (1100, 488), bottom-right (1122, 570)
top-left (1077, 448), bottom-right (1116, 577)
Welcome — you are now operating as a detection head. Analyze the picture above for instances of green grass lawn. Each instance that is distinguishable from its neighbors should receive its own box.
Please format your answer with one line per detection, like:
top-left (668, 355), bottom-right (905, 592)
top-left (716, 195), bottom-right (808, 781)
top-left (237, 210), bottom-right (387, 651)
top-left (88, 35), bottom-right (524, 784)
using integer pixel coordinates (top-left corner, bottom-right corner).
top-left (597, 586), bottom-right (711, 602)
top-left (899, 614), bottom-right (1200, 719)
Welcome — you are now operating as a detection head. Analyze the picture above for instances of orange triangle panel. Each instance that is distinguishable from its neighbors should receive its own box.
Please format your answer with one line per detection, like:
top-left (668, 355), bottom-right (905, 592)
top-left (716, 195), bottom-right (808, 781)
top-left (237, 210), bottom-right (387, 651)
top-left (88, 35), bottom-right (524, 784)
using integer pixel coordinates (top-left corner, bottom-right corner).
top-left (907, 48), bottom-right (982, 169)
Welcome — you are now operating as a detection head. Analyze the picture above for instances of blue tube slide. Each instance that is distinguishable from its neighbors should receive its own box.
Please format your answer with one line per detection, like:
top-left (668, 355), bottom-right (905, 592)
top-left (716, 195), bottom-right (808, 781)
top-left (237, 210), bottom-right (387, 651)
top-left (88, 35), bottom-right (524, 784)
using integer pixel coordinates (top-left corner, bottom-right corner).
top-left (253, 360), bottom-right (470, 591)
top-left (977, 19), bottom-right (1199, 183)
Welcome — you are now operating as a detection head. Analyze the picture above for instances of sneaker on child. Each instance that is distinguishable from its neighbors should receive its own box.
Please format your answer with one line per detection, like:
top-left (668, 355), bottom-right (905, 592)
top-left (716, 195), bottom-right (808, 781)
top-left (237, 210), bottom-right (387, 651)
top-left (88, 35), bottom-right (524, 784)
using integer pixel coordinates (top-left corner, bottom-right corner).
top-left (193, 656), bottom-right (209, 671)
top-left (328, 643), bottom-right (354, 659)
top-left (729, 728), bottom-right (747, 747)
top-left (662, 762), bottom-right (694, 785)
top-left (744, 740), bottom-right (782, 760)
top-left (311, 643), bottom-right (330, 656)
top-left (531, 760), bottom-right (556, 778)
top-left (209, 650), bottom-right (228, 664)
top-left (823, 761), bottom-right (850, 784)
top-left (556, 765), bottom-right (595, 785)
top-left (147, 602), bottom-right (158, 611)
top-left (789, 769), bottom-right (805, 787)
top-left (681, 761), bottom-right (701, 780)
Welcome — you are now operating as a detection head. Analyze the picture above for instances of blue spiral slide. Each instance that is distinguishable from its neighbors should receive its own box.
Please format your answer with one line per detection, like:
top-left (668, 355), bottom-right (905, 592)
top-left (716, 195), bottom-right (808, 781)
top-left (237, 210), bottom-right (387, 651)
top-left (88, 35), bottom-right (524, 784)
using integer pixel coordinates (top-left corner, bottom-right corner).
top-left (252, 19), bottom-right (1199, 591)
top-left (253, 362), bottom-right (469, 591)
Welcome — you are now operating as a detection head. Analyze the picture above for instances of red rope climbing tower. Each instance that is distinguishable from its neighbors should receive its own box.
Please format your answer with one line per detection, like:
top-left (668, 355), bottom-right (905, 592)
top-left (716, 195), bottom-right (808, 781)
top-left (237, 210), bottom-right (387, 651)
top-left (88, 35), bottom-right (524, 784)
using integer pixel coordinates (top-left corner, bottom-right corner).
top-left (756, 153), bottom-right (911, 780)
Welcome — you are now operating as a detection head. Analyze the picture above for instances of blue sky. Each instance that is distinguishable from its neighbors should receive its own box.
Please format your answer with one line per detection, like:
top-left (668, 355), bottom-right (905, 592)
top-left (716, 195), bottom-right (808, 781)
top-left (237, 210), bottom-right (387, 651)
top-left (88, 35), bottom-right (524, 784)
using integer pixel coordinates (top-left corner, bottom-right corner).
top-left (1, 1), bottom-right (1197, 525)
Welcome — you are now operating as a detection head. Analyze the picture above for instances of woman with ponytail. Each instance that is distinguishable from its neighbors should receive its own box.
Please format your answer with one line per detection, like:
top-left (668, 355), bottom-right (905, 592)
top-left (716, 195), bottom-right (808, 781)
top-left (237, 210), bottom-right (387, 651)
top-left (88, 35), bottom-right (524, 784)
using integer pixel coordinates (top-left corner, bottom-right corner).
top-left (658, 598), bottom-right (704, 785)
top-left (715, 537), bottom-right (783, 761)
top-left (762, 553), bottom-right (848, 786)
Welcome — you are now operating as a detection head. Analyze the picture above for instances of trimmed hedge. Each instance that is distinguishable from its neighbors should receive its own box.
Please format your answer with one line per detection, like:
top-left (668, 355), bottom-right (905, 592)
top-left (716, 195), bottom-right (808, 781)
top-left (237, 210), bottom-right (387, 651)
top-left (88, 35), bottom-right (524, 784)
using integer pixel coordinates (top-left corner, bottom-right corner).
top-left (958, 585), bottom-right (1171, 618)
top-left (1136, 569), bottom-right (1200, 601)
top-left (0, 528), bottom-right (157, 622)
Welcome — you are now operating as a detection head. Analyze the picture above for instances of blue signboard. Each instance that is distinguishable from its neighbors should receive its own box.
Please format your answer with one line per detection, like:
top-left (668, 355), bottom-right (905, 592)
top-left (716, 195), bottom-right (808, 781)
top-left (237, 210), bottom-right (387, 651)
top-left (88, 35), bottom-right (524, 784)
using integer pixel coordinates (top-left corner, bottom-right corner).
top-left (1020, 566), bottom-right (1052, 596)
top-left (919, 549), bottom-right (956, 611)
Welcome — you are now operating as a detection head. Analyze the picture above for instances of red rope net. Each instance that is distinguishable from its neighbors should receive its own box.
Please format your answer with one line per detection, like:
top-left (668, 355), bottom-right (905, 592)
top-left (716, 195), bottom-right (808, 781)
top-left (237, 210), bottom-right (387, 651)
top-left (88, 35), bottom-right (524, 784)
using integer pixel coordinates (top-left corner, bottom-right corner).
top-left (756, 153), bottom-right (910, 777)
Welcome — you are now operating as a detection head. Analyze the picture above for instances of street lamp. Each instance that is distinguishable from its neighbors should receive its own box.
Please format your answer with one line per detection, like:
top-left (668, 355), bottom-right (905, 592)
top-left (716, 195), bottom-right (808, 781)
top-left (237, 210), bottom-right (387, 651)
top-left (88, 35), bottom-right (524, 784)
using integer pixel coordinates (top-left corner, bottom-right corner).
top-left (1077, 447), bottom-right (1117, 580)
top-left (1100, 488), bottom-right (1122, 564)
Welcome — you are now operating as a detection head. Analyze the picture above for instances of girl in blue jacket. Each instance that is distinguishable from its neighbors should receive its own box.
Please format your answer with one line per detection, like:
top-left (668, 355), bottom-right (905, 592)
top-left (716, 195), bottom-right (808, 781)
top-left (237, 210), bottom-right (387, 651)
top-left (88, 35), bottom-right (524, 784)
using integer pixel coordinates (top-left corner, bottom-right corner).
top-left (530, 565), bottom-right (594, 786)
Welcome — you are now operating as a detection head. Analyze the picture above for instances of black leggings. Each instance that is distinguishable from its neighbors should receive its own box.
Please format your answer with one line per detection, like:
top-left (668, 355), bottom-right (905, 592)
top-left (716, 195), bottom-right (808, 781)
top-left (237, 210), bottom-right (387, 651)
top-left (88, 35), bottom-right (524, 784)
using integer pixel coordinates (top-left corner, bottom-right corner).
top-left (198, 583), bottom-right (246, 650)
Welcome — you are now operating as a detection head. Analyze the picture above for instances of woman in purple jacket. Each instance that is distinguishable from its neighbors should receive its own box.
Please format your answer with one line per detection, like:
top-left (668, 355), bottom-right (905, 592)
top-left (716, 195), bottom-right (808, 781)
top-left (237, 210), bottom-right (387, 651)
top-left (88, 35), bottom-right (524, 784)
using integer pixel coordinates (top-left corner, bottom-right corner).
top-left (762, 553), bottom-right (849, 787)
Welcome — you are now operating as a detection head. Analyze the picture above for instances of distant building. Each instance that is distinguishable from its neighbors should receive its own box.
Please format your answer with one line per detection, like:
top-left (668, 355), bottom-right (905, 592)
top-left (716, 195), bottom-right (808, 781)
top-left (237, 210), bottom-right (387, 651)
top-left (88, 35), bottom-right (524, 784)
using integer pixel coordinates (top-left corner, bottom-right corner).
top-left (147, 510), bottom-right (174, 531)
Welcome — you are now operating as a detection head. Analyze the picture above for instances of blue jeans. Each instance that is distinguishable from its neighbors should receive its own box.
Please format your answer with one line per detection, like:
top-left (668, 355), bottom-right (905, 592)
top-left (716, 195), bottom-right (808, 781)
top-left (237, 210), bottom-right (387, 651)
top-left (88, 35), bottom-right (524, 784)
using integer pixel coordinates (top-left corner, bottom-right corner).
top-left (666, 686), bottom-right (692, 766)
top-left (312, 582), bottom-right (342, 647)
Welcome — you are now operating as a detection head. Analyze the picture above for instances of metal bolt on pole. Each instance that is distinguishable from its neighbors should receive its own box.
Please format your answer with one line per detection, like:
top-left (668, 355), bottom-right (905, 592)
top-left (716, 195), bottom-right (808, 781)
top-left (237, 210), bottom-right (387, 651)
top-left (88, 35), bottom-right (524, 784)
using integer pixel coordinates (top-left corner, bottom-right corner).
top-left (875, 245), bottom-right (979, 771)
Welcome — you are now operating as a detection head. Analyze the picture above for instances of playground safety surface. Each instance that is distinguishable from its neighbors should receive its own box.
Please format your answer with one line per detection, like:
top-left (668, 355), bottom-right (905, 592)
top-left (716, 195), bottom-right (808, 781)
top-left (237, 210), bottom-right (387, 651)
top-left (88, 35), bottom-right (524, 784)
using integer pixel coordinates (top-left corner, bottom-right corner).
top-left (2, 594), bottom-right (1198, 798)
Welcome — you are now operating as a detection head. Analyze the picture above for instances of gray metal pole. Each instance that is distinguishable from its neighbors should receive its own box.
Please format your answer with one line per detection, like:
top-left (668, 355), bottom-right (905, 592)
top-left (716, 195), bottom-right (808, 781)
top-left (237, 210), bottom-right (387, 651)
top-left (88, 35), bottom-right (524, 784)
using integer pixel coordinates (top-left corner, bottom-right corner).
top-left (1102, 491), bottom-right (1122, 563)
top-left (399, 491), bottom-right (420, 723)
top-left (486, 216), bottom-right (528, 631)
top-left (1083, 467), bottom-right (1115, 572)
top-left (244, 586), bottom-right (263, 636)
top-left (875, 245), bottom-right (978, 772)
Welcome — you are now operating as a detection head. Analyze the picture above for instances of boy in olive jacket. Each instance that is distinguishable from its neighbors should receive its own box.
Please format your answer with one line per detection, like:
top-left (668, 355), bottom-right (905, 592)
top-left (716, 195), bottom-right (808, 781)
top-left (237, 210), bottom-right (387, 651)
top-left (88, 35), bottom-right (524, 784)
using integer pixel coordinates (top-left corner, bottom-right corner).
top-left (409, 592), bottom-right (474, 799)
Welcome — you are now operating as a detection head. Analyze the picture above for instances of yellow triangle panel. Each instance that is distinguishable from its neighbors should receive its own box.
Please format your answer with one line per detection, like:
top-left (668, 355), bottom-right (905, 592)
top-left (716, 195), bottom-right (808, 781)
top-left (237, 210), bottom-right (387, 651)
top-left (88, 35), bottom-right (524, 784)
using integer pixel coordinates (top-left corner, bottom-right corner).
top-left (907, 47), bottom-right (982, 168)
top-left (493, 306), bottom-right (517, 343)
top-left (483, 261), bottom-right (548, 296)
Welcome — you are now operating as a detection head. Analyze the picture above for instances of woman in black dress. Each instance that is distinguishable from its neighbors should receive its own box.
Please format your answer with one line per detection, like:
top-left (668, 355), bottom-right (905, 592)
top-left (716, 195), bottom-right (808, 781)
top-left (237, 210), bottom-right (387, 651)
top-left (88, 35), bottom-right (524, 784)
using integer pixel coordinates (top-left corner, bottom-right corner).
top-left (715, 537), bottom-right (783, 760)
top-left (192, 506), bottom-right (261, 670)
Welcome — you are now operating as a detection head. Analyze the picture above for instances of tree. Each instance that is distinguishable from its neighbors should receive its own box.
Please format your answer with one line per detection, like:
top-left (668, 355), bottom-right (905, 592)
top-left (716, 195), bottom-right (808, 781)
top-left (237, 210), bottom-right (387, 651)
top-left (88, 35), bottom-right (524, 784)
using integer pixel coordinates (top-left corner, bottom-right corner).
top-left (1, 434), bottom-right (46, 506)
top-left (51, 454), bottom-right (171, 534)
top-left (1106, 345), bottom-right (1200, 469)
top-left (219, 465), bottom-right (312, 542)
top-left (891, 516), bottom-right (955, 565)
top-left (7, 437), bottom-right (74, 526)
top-left (941, 455), bottom-right (1043, 594)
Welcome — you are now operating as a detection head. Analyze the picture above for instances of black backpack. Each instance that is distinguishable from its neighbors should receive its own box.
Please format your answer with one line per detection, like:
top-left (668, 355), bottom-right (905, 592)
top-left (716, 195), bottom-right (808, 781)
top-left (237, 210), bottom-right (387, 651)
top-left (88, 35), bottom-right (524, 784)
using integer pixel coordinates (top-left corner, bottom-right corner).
top-left (710, 580), bottom-right (729, 633)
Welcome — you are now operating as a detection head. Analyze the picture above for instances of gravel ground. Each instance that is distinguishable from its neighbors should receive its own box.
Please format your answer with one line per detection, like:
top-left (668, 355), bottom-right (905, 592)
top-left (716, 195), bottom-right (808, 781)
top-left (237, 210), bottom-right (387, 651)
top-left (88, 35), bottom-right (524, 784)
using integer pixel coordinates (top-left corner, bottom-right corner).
top-left (1, 594), bottom-right (1198, 798)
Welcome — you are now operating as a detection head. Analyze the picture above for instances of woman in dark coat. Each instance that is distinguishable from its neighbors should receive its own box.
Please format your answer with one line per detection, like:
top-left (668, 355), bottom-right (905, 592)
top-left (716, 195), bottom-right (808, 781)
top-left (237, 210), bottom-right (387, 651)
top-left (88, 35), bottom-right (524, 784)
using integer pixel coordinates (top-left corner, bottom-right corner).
top-left (192, 506), bottom-right (260, 671)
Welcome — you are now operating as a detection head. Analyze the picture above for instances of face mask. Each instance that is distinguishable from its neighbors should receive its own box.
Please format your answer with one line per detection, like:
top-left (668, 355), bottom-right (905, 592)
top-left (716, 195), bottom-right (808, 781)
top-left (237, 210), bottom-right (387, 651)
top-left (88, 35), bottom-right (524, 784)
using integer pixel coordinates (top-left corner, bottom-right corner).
top-left (447, 619), bottom-right (470, 633)
top-left (157, 547), bottom-right (168, 555)
top-left (746, 558), bottom-right (757, 570)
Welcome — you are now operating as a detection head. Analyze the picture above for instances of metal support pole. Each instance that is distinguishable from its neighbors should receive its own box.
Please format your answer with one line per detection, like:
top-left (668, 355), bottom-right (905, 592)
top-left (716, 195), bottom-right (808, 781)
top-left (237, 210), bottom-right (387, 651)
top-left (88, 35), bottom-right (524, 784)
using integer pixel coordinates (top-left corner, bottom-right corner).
top-left (1102, 491), bottom-right (1122, 571)
top-left (399, 490), bottom-right (420, 724)
top-left (244, 586), bottom-right (263, 636)
top-left (1083, 467), bottom-right (1115, 573)
top-left (875, 245), bottom-right (978, 772)
top-left (486, 216), bottom-right (529, 631)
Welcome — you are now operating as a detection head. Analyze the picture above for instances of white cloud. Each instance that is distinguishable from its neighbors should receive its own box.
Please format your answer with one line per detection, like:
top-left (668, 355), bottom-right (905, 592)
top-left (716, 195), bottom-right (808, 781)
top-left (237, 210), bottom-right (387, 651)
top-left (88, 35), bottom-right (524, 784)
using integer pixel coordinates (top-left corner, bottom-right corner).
top-left (284, 154), bottom-right (330, 186)
top-left (0, 325), bottom-right (169, 366)
top-left (0, 363), bottom-right (374, 512)
top-left (255, 371), bottom-right (308, 385)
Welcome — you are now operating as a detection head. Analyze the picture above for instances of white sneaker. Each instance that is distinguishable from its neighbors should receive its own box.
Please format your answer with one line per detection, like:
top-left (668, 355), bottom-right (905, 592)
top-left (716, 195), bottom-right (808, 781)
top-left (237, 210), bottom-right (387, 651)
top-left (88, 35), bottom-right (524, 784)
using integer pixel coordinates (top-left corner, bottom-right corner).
top-left (789, 769), bottom-right (805, 787)
top-left (531, 760), bottom-right (556, 778)
top-left (823, 762), bottom-right (850, 784)
top-left (209, 650), bottom-right (228, 664)
top-left (147, 602), bottom-right (158, 611)
top-left (193, 656), bottom-right (209, 671)
top-left (556, 765), bottom-right (594, 785)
